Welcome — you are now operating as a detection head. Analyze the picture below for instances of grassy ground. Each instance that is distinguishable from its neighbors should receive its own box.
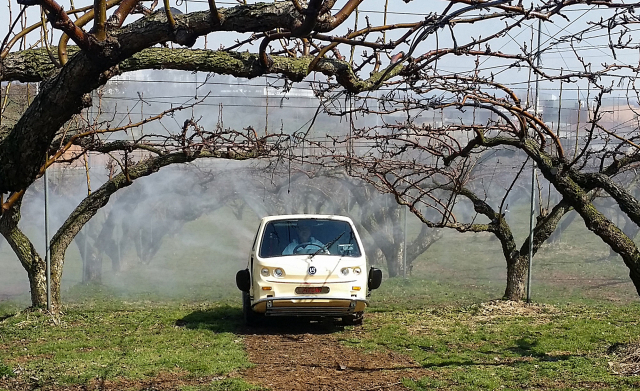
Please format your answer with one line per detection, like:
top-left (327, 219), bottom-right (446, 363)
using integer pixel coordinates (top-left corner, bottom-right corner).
top-left (0, 302), bottom-right (256, 390)
top-left (1, 296), bottom-right (639, 390)
top-left (1, 205), bottom-right (640, 390)
top-left (350, 298), bottom-right (640, 390)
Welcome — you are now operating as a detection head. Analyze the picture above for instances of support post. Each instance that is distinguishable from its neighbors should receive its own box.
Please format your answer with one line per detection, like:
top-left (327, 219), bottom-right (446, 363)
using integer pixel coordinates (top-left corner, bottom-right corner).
top-left (44, 159), bottom-right (51, 312)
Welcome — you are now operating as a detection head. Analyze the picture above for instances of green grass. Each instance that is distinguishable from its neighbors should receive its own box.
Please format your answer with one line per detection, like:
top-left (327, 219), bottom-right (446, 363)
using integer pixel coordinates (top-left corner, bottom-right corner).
top-left (0, 302), bottom-right (250, 389)
top-left (194, 378), bottom-right (267, 391)
top-left (339, 303), bottom-right (640, 390)
top-left (0, 362), bottom-right (13, 379)
top-left (2, 204), bottom-right (640, 390)
top-left (3, 299), bottom-right (639, 390)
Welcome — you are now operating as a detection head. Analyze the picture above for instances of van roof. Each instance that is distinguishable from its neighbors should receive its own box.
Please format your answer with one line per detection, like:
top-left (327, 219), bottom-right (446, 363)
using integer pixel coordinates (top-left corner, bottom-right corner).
top-left (259, 214), bottom-right (354, 224)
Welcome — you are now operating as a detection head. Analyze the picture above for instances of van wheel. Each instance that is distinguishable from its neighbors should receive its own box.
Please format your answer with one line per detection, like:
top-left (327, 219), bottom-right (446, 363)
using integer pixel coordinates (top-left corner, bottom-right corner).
top-left (242, 292), bottom-right (262, 326)
top-left (342, 312), bottom-right (363, 326)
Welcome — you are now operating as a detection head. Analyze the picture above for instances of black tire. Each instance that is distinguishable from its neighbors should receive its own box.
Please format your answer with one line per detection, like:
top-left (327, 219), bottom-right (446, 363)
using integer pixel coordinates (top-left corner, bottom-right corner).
top-left (342, 312), bottom-right (363, 326)
top-left (242, 291), bottom-right (262, 326)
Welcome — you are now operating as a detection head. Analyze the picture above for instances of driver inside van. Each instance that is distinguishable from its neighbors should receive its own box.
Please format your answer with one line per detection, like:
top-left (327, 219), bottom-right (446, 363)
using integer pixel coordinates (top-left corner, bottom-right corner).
top-left (282, 222), bottom-right (325, 255)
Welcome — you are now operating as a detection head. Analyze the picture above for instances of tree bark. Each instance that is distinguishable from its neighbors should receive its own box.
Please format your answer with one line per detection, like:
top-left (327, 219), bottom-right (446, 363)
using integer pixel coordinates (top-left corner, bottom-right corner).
top-left (0, 196), bottom-right (55, 309)
top-left (549, 172), bottom-right (640, 295)
top-left (504, 254), bottom-right (528, 300)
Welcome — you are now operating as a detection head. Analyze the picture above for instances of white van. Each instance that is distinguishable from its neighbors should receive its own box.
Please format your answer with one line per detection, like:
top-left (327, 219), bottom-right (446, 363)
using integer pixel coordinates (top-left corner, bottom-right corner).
top-left (236, 214), bottom-right (382, 325)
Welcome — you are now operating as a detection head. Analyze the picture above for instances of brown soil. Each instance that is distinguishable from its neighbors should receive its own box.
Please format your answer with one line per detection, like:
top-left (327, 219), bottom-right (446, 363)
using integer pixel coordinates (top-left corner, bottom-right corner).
top-left (237, 318), bottom-right (433, 390)
top-left (608, 341), bottom-right (640, 376)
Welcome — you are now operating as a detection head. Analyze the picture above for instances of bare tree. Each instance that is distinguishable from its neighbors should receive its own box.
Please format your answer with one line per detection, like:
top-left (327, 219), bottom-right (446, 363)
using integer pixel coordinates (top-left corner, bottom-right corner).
top-left (312, 2), bottom-right (640, 299)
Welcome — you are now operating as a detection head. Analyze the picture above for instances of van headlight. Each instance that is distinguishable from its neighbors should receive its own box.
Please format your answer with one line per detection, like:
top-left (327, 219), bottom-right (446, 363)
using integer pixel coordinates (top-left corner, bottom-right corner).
top-left (274, 268), bottom-right (284, 277)
top-left (261, 268), bottom-right (270, 277)
top-left (341, 268), bottom-right (350, 276)
top-left (353, 267), bottom-right (362, 275)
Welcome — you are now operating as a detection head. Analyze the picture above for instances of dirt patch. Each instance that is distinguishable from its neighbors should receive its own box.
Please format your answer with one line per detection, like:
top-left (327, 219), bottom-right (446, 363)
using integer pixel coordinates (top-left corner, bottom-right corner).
top-left (608, 342), bottom-right (640, 376)
top-left (475, 299), bottom-right (559, 317)
top-left (237, 318), bottom-right (432, 391)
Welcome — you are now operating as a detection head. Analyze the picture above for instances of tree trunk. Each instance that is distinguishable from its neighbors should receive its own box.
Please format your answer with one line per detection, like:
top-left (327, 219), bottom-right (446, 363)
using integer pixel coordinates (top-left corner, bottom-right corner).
top-left (384, 246), bottom-right (404, 278)
top-left (548, 210), bottom-right (577, 244)
top-left (504, 199), bottom-right (571, 301)
top-left (551, 173), bottom-right (640, 296)
top-left (83, 250), bottom-right (103, 283)
top-left (504, 254), bottom-right (528, 300)
top-left (74, 227), bottom-right (103, 283)
top-left (0, 197), bottom-right (61, 310)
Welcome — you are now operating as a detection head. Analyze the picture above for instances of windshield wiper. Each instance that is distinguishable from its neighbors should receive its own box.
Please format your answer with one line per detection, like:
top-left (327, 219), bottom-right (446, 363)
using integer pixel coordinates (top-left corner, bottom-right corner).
top-left (310, 231), bottom-right (345, 259)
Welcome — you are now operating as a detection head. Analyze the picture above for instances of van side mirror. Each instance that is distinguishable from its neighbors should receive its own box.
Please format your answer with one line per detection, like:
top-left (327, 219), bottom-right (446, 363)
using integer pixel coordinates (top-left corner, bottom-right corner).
top-left (368, 267), bottom-right (382, 290)
top-left (236, 269), bottom-right (250, 292)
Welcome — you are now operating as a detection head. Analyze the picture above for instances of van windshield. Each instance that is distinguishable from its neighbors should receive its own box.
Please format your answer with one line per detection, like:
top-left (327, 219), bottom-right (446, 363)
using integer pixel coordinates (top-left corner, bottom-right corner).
top-left (259, 219), bottom-right (362, 258)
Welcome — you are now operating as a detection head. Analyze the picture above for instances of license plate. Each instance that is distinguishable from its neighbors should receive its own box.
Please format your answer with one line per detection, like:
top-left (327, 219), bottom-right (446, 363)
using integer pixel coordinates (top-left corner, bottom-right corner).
top-left (295, 286), bottom-right (329, 294)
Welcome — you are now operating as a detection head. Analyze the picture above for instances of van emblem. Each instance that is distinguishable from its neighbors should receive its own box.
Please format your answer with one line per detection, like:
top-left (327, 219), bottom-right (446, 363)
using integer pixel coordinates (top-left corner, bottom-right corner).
top-left (308, 266), bottom-right (317, 275)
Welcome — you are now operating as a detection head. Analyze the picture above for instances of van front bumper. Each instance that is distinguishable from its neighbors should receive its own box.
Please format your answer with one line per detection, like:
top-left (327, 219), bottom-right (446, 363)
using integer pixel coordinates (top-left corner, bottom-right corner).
top-left (252, 296), bottom-right (368, 316)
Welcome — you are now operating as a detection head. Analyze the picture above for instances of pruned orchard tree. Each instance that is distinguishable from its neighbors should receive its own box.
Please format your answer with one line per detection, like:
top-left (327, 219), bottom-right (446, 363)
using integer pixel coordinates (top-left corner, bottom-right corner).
top-left (308, 1), bottom-right (640, 300)
top-left (347, 179), bottom-right (443, 278)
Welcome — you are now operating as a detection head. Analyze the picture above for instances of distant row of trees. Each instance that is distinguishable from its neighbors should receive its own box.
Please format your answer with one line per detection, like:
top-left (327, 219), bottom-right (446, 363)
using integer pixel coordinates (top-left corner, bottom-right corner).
top-left (22, 162), bottom-right (440, 283)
